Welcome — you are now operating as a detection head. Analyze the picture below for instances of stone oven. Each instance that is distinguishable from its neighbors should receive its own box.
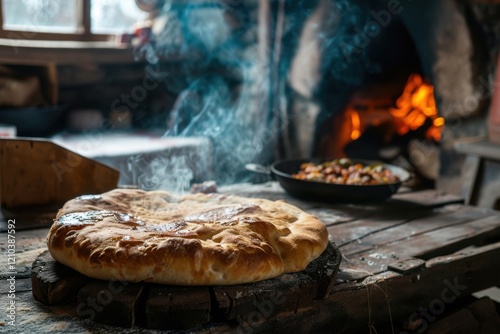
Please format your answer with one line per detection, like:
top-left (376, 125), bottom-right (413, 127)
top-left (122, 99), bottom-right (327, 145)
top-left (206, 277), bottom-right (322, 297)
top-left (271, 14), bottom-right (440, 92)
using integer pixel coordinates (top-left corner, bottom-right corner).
top-left (258, 0), bottom-right (500, 193)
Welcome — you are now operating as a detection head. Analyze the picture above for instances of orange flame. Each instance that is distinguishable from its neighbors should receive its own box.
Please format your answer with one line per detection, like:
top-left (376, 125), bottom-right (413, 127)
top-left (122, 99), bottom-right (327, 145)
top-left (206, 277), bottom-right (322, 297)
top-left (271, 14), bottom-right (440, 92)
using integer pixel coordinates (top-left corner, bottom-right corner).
top-left (330, 73), bottom-right (443, 158)
top-left (350, 110), bottom-right (361, 140)
top-left (390, 74), bottom-right (443, 141)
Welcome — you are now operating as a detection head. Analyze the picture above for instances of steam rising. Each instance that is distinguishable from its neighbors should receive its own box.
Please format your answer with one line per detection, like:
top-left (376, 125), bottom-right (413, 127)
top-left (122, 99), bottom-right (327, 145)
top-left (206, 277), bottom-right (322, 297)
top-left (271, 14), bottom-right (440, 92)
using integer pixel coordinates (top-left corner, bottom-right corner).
top-left (133, 2), bottom-right (268, 190)
top-left (164, 69), bottom-right (269, 186)
top-left (132, 0), bottom-right (375, 192)
top-left (133, 155), bottom-right (194, 193)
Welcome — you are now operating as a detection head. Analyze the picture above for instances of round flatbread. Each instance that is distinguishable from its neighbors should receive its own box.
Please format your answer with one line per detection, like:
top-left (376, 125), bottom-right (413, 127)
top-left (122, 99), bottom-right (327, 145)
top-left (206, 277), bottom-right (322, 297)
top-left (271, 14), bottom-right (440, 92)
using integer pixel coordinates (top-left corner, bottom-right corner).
top-left (47, 189), bottom-right (329, 285)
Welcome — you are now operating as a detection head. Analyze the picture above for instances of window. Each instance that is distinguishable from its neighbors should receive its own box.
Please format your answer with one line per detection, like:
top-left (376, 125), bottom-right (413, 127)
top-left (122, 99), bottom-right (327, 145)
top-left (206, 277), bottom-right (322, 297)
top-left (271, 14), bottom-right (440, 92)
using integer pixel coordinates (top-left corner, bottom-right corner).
top-left (92, 0), bottom-right (145, 34)
top-left (3, 0), bottom-right (80, 33)
top-left (0, 0), bottom-right (147, 41)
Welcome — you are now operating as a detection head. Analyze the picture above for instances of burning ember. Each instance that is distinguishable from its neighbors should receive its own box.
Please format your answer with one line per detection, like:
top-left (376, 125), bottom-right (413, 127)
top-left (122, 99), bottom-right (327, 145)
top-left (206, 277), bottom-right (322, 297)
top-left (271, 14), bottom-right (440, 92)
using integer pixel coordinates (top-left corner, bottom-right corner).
top-left (322, 73), bottom-right (444, 159)
top-left (389, 74), bottom-right (444, 142)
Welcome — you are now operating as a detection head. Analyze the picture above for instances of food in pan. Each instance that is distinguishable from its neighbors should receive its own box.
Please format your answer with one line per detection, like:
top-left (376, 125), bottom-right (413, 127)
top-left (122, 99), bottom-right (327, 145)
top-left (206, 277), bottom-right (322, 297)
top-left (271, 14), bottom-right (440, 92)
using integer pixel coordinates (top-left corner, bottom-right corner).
top-left (47, 189), bottom-right (328, 285)
top-left (292, 158), bottom-right (400, 185)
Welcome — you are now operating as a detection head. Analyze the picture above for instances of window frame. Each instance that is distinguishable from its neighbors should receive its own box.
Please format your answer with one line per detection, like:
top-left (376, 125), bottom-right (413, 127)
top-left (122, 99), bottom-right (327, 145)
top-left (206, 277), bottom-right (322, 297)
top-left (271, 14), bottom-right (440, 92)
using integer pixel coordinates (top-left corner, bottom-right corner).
top-left (0, 0), bottom-right (113, 42)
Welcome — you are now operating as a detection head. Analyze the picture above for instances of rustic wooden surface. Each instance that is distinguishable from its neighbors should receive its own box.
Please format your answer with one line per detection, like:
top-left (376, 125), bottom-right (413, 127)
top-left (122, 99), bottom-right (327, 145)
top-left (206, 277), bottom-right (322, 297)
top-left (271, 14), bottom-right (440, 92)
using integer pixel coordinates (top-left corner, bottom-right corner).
top-left (1, 182), bottom-right (500, 333)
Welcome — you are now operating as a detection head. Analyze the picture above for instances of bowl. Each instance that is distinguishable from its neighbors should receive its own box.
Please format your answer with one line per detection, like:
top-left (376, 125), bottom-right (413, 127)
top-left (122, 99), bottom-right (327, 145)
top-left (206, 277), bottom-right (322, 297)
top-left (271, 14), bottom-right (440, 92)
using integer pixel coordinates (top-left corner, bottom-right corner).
top-left (0, 105), bottom-right (67, 137)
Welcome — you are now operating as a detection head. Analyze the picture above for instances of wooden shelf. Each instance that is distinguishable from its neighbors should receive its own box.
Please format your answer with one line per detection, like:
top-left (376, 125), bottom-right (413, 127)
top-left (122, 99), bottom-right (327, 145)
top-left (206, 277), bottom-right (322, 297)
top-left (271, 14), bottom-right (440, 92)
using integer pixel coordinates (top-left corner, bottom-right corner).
top-left (0, 39), bottom-right (137, 65)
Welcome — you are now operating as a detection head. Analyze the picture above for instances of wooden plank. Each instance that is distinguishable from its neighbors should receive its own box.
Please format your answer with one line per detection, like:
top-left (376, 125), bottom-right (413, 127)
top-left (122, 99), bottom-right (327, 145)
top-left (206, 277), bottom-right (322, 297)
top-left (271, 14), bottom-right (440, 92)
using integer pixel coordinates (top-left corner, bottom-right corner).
top-left (304, 207), bottom-right (357, 227)
top-left (77, 281), bottom-right (145, 328)
top-left (475, 159), bottom-right (500, 208)
top-left (305, 241), bottom-right (500, 334)
top-left (0, 40), bottom-right (134, 65)
top-left (394, 214), bottom-right (500, 259)
top-left (427, 240), bottom-right (500, 267)
top-left (460, 155), bottom-right (481, 205)
top-left (329, 215), bottom-right (422, 248)
top-left (390, 189), bottom-right (464, 207)
top-left (316, 201), bottom-right (426, 227)
top-left (454, 138), bottom-right (500, 160)
top-left (146, 285), bottom-right (211, 331)
top-left (415, 297), bottom-right (500, 334)
top-left (427, 308), bottom-right (480, 334)
top-left (0, 138), bottom-right (119, 208)
top-left (219, 182), bottom-right (319, 209)
top-left (337, 210), bottom-right (497, 281)
top-left (339, 214), bottom-right (500, 280)
top-left (213, 273), bottom-right (314, 326)
top-left (387, 258), bottom-right (426, 275)
top-left (465, 297), bottom-right (500, 332)
top-left (339, 205), bottom-right (489, 256)
top-left (325, 200), bottom-right (465, 248)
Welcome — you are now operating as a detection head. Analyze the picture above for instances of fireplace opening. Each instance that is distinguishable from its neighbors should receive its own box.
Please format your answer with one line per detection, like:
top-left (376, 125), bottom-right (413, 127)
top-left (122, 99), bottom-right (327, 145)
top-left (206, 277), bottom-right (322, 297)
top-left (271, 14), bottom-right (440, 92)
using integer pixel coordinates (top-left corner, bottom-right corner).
top-left (320, 73), bottom-right (442, 156)
top-left (280, 0), bottom-right (498, 195)
top-left (308, 14), bottom-right (445, 187)
top-left (318, 72), bottom-right (443, 188)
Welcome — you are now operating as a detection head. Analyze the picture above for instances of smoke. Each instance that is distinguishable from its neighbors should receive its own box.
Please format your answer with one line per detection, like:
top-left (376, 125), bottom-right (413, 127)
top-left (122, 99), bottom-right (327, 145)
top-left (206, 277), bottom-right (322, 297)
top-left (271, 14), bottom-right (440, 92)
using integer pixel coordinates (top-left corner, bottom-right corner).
top-left (163, 70), bottom-right (269, 186)
top-left (131, 0), bottom-right (377, 191)
top-left (133, 2), bottom-right (268, 188)
top-left (323, 0), bottom-right (374, 84)
top-left (132, 155), bottom-right (193, 193)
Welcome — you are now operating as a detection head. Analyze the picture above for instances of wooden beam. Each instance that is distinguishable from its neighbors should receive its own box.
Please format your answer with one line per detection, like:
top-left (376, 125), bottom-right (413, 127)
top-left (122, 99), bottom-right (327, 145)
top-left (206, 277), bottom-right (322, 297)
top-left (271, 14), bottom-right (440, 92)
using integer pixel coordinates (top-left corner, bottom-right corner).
top-left (0, 39), bottom-right (136, 65)
top-left (0, 30), bottom-right (109, 42)
top-left (81, 0), bottom-right (91, 37)
top-left (0, 0), bottom-right (4, 30)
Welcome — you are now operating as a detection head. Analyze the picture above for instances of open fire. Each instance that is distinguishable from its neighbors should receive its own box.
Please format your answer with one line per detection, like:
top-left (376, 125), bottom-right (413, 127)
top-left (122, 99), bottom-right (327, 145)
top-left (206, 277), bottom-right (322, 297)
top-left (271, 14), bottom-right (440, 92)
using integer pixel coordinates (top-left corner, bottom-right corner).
top-left (325, 73), bottom-right (444, 160)
top-left (389, 74), bottom-right (444, 142)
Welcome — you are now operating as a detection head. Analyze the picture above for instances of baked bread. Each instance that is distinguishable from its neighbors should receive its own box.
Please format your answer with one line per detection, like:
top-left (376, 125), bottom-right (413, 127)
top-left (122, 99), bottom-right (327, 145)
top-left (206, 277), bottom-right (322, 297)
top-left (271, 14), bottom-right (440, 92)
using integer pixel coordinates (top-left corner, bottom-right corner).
top-left (47, 189), bottom-right (329, 285)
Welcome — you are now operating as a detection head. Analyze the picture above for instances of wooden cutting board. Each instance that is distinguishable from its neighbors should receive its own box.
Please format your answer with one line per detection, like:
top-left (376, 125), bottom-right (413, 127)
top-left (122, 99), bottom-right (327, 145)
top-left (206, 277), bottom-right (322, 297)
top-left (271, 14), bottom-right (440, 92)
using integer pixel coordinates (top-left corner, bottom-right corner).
top-left (0, 138), bottom-right (119, 208)
top-left (31, 237), bottom-right (341, 331)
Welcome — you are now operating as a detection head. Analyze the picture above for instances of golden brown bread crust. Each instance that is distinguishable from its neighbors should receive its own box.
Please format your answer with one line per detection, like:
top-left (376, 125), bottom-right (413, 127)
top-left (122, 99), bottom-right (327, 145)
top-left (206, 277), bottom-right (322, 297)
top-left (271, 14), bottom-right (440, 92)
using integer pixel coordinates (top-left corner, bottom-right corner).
top-left (47, 189), bottom-right (329, 285)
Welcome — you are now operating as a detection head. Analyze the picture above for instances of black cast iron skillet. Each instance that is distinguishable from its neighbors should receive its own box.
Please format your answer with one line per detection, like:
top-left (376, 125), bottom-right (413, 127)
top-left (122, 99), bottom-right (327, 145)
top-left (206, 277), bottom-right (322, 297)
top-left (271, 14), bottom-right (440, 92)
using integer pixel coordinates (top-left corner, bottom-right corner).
top-left (248, 158), bottom-right (411, 203)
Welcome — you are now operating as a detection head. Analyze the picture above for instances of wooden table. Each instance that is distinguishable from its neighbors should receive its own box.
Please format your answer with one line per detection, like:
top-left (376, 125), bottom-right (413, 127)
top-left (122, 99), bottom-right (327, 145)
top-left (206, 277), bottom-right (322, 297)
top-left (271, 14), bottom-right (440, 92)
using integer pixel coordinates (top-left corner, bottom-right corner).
top-left (1, 182), bottom-right (500, 333)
